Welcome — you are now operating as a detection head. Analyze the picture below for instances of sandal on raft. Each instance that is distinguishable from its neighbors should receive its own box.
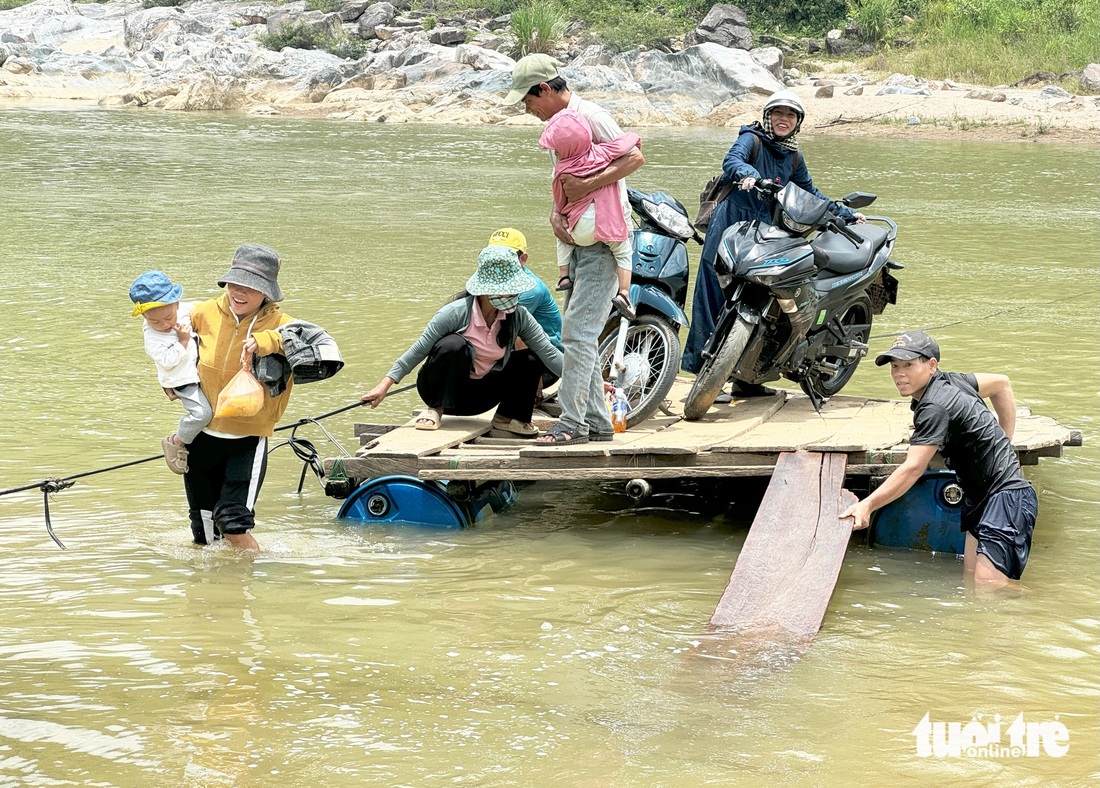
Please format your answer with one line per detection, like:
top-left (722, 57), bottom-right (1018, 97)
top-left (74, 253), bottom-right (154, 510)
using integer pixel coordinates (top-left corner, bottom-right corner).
top-left (414, 407), bottom-right (441, 431)
top-left (556, 275), bottom-right (574, 292)
top-left (612, 291), bottom-right (636, 321)
top-left (535, 423), bottom-right (589, 445)
top-left (491, 416), bottom-right (539, 438)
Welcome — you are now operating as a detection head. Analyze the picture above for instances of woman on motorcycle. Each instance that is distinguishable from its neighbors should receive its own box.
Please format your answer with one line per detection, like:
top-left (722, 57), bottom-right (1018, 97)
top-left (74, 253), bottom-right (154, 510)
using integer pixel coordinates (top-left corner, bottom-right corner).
top-left (681, 89), bottom-right (865, 379)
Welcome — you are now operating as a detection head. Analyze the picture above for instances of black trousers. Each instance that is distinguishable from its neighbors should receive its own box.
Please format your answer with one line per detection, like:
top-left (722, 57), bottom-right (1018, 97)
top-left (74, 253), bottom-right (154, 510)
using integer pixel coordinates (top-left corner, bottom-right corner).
top-left (183, 431), bottom-right (268, 544)
top-left (416, 334), bottom-right (545, 423)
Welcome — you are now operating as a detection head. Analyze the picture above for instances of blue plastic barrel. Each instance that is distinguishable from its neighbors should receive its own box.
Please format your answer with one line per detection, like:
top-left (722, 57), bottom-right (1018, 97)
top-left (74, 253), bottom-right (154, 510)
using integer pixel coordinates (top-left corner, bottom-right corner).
top-left (337, 476), bottom-right (470, 528)
top-left (870, 470), bottom-right (966, 555)
top-left (336, 476), bottom-right (517, 529)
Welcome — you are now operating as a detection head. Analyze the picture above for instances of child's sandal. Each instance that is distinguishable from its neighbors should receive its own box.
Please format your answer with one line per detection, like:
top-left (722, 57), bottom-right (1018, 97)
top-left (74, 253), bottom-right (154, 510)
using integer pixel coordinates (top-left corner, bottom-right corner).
top-left (556, 275), bottom-right (574, 292)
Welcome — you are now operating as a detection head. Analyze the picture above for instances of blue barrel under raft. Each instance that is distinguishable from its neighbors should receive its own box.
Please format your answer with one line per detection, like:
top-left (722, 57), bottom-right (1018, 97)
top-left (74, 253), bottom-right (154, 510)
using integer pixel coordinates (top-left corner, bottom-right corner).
top-left (870, 469), bottom-right (966, 555)
top-left (337, 475), bottom-right (516, 529)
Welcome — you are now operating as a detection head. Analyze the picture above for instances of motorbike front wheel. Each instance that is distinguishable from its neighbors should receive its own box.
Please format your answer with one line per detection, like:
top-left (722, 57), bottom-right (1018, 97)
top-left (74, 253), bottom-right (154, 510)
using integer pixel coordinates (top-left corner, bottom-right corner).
top-left (597, 314), bottom-right (681, 428)
top-left (683, 317), bottom-right (753, 421)
top-left (799, 297), bottom-right (873, 401)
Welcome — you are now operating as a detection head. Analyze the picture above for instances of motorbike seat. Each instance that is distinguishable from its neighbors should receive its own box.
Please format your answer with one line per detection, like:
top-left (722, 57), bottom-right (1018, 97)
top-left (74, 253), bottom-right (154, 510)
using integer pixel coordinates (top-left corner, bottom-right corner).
top-left (812, 224), bottom-right (890, 274)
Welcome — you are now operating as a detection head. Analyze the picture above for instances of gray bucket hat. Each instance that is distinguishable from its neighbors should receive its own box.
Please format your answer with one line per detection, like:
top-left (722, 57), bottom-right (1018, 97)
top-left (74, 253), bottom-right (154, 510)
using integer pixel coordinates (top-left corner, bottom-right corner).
top-left (218, 243), bottom-right (283, 303)
top-left (466, 245), bottom-right (537, 296)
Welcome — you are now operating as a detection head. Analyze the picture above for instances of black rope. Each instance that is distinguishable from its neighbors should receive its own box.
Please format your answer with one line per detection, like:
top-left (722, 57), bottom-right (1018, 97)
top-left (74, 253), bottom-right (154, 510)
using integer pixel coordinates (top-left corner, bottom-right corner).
top-left (0, 382), bottom-right (417, 547)
top-left (869, 291), bottom-right (1092, 340)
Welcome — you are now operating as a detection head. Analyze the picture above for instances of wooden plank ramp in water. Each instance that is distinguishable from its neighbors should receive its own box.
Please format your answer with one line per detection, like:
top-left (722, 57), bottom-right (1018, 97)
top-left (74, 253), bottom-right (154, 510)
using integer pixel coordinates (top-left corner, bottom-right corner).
top-left (706, 450), bottom-right (858, 642)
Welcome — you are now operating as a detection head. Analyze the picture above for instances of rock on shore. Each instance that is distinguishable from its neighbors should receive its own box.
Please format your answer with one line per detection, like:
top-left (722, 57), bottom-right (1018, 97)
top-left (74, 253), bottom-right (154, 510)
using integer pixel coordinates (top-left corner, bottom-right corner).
top-left (1, 0), bottom-right (1098, 141)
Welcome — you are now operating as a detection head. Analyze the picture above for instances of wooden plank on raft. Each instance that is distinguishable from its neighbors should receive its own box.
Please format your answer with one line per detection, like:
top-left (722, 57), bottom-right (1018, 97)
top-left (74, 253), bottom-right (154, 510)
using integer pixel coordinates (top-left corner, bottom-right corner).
top-left (355, 414), bottom-right (493, 458)
top-left (713, 395), bottom-right (908, 453)
top-left (707, 451), bottom-right (858, 641)
top-left (609, 390), bottom-right (788, 456)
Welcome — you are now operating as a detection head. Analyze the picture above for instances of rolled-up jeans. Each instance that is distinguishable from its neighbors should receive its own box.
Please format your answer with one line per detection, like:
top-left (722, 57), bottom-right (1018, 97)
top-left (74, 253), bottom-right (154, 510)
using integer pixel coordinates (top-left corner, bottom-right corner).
top-left (558, 242), bottom-right (617, 436)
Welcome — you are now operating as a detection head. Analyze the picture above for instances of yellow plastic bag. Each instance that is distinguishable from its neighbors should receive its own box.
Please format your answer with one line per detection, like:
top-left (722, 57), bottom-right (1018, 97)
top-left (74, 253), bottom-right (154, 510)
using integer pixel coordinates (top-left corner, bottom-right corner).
top-left (214, 361), bottom-right (265, 419)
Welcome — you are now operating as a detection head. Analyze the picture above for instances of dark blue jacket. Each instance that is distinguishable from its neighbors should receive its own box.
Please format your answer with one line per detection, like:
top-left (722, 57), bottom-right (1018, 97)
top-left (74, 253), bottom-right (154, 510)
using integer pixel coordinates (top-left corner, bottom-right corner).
top-left (700, 124), bottom-right (855, 271)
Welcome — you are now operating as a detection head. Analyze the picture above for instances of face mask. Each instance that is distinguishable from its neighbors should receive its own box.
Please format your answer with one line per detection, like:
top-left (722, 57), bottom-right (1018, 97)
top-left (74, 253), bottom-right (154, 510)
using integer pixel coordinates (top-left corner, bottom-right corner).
top-left (489, 294), bottom-right (520, 313)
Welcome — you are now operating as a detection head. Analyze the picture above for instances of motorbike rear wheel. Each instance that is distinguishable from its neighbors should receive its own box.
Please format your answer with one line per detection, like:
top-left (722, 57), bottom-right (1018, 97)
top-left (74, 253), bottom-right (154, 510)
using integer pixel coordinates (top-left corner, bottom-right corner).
top-left (597, 314), bottom-right (681, 428)
top-left (799, 297), bottom-right (872, 401)
top-left (683, 317), bottom-right (753, 421)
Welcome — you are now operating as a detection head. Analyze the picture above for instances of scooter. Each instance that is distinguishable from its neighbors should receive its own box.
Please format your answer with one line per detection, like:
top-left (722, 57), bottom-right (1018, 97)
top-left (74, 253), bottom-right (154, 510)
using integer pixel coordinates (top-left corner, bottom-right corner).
top-left (683, 180), bottom-right (902, 421)
top-left (597, 188), bottom-right (701, 427)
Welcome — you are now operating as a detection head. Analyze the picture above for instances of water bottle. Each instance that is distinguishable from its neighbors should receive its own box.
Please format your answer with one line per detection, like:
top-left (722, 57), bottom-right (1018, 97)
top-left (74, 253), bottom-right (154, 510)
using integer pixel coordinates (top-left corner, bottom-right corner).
top-left (611, 387), bottom-right (629, 433)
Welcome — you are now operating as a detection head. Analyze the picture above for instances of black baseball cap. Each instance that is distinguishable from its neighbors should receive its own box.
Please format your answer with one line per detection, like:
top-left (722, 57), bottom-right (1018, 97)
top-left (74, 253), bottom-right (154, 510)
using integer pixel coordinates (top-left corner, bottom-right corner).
top-left (874, 331), bottom-right (941, 366)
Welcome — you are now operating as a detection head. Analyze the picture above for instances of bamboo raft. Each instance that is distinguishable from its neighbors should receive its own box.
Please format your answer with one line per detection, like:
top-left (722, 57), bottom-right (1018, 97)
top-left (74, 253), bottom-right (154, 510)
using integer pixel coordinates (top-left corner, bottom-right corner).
top-left (332, 377), bottom-right (1080, 485)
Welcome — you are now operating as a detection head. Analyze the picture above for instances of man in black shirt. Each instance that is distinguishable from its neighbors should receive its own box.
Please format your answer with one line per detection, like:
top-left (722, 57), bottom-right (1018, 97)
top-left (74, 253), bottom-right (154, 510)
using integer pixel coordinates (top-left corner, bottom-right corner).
top-left (842, 331), bottom-right (1038, 588)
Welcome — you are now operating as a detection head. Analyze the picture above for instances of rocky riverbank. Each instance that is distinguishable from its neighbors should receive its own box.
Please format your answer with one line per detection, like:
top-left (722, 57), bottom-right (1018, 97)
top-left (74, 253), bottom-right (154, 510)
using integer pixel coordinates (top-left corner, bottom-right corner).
top-left (2, 0), bottom-right (1098, 143)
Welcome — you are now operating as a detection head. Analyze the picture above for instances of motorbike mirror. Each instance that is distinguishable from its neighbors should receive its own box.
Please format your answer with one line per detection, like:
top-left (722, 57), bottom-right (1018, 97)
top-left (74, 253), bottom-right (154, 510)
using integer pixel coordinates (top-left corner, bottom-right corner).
top-left (841, 191), bottom-right (877, 209)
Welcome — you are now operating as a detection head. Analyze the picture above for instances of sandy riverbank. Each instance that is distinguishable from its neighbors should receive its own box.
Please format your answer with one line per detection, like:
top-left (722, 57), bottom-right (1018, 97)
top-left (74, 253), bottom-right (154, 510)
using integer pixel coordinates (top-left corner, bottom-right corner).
top-left (1, 67), bottom-right (1097, 144)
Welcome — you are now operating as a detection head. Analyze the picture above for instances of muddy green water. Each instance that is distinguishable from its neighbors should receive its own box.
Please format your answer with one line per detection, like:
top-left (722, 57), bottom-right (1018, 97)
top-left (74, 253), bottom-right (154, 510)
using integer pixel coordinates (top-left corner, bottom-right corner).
top-left (0, 106), bottom-right (1097, 786)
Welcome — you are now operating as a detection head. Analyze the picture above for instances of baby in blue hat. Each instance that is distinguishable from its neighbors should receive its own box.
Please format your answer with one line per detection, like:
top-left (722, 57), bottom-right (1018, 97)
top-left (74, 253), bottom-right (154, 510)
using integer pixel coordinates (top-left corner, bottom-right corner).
top-left (129, 271), bottom-right (213, 474)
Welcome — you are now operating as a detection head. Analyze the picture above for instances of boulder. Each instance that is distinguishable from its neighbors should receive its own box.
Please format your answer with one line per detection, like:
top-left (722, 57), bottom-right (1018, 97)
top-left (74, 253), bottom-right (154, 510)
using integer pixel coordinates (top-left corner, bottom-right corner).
top-left (1082, 63), bottom-right (1100, 92)
top-left (620, 43), bottom-right (783, 113)
top-left (162, 74), bottom-right (247, 110)
top-left (749, 46), bottom-right (782, 79)
top-left (428, 26), bottom-right (465, 46)
top-left (693, 4), bottom-right (752, 50)
top-left (2, 56), bottom-right (35, 74)
top-left (123, 7), bottom-right (213, 54)
top-left (454, 43), bottom-right (513, 71)
top-left (337, 0), bottom-right (371, 22)
top-left (1038, 85), bottom-right (1072, 100)
top-left (825, 35), bottom-right (857, 56)
top-left (357, 2), bottom-right (395, 39)
top-left (815, 84), bottom-right (833, 98)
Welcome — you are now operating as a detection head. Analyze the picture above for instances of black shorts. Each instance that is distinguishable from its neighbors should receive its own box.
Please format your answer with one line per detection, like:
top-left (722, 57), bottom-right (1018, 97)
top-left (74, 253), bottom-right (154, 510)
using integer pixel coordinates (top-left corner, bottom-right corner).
top-left (964, 485), bottom-right (1038, 580)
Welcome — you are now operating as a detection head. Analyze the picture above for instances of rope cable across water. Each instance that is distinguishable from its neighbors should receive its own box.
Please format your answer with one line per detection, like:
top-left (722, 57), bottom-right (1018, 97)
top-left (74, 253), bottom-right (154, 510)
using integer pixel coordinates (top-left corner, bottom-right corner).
top-left (0, 382), bottom-right (416, 548)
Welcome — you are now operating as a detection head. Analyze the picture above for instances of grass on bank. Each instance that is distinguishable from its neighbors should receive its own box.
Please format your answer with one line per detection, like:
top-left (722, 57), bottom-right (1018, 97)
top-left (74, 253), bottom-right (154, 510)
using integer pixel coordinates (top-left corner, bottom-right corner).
top-left (863, 0), bottom-right (1100, 87)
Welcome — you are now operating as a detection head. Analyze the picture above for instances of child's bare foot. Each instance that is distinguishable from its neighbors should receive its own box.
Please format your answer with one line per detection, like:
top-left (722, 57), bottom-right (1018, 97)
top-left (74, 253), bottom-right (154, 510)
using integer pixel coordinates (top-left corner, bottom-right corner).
top-left (224, 532), bottom-right (260, 550)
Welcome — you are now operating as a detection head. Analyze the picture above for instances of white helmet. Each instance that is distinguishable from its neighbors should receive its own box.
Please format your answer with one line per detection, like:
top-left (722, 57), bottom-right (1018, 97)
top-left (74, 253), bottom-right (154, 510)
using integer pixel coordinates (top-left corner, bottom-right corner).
top-left (763, 89), bottom-right (805, 121)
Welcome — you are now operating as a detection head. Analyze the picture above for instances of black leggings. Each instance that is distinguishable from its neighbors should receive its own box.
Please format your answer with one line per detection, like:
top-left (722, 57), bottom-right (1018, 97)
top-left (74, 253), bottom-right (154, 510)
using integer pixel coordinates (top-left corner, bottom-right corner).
top-left (183, 432), bottom-right (268, 544)
top-left (416, 334), bottom-right (545, 423)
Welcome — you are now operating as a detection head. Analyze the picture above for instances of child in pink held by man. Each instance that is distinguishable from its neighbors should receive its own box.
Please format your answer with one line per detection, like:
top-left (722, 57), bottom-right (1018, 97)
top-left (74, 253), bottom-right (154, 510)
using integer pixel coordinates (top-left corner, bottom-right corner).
top-left (539, 108), bottom-right (641, 320)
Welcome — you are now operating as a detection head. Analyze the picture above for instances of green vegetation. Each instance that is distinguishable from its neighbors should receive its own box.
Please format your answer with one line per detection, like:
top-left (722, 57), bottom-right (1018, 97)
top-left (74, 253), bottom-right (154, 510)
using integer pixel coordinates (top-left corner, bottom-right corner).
top-left (866, 0), bottom-right (1099, 86)
top-left (508, 3), bottom-right (567, 58)
top-left (141, 0), bottom-right (185, 7)
top-left (258, 20), bottom-right (370, 60)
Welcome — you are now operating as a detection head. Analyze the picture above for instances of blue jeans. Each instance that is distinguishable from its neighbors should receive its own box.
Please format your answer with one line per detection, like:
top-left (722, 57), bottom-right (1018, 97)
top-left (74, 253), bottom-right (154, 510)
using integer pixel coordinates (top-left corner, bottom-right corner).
top-left (558, 242), bottom-right (617, 436)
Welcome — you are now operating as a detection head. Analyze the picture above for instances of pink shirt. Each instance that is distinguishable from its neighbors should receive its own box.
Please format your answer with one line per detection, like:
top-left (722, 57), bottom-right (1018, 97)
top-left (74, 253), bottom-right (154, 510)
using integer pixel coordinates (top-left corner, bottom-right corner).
top-left (462, 299), bottom-right (506, 379)
top-left (539, 108), bottom-right (641, 243)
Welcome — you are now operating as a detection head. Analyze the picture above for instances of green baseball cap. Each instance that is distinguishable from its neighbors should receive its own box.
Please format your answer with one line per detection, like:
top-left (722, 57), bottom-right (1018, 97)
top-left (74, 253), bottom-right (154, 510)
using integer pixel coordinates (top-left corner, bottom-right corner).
top-left (503, 54), bottom-right (561, 105)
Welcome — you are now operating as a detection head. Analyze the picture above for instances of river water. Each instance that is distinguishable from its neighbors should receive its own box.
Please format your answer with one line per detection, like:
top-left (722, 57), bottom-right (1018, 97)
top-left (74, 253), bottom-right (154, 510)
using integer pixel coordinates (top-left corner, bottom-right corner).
top-left (0, 105), bottom-right (1097, 786)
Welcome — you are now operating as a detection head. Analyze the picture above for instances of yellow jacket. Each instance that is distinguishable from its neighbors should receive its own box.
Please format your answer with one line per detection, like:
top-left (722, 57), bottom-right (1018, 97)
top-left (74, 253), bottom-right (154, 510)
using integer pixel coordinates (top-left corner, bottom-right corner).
top-left (190, 294), bottom-right (294, 437)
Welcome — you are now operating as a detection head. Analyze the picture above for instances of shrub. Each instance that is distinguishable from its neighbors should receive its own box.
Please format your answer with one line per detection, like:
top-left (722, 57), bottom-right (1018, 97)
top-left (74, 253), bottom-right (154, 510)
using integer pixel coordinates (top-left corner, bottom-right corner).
top-left (509, 3), bottom-right (566, 57)
top-left (851, 0), bottom-right (897, 43)
top-left (590, 9), bottom-right (689, 52)
top-left (259, 20), bottom-right (322, 52)
top-left (258, 21), bottom-right (369, 60)
top-left (141, 0), bottom-right (185, 7)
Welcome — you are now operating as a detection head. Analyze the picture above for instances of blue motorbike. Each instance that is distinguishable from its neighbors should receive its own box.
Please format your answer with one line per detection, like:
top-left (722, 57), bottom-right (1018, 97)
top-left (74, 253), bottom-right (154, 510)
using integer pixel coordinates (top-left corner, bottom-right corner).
top-left (596, 188), bottom-right (700, 427)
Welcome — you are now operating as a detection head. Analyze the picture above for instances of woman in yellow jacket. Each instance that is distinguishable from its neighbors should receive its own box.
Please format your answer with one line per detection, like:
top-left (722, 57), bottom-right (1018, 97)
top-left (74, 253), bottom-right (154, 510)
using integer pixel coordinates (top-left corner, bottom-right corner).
top-left (185, 244), bottom-right (295, 549)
